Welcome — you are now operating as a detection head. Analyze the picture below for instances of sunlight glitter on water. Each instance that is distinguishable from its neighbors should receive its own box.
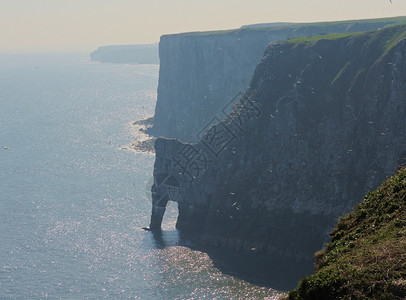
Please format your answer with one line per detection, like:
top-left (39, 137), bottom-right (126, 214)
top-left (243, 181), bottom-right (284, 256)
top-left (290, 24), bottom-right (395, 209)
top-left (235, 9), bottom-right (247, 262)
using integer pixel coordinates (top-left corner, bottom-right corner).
top-left (0, 54), bottom-right (286, 299)
top-left (150, 246), bottom-right (285, 299)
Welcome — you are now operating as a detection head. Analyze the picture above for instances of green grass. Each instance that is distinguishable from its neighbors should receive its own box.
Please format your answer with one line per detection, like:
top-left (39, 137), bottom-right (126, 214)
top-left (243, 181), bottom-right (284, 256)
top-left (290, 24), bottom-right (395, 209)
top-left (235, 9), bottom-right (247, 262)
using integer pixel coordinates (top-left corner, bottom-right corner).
top-left (287, 167), bottom-right (406, 299)
top-left (383, 30), bottom-right (406, 53)
top-left (330, 62), bottom-right (351, 86)
top-left (286, 15), bottom-right (406, 28)
top-left (240, 15), bottom-right (406, 34)
top-left (286, 32), bottom-right (359, 44)
top-left (286, 24), bottom-right (406, 58)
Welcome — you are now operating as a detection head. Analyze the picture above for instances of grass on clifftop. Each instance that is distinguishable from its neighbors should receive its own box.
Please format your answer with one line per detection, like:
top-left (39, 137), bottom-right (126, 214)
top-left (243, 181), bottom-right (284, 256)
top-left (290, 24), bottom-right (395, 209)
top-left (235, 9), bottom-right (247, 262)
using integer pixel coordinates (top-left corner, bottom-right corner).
top-left (173, 16), bottom-right (406, 38)
top-left (287, 167), bottom-right (406, 299)
top-left (287, 24), bottom-right (406, 55)
top-left (286, 32), bottom-right (359, 44)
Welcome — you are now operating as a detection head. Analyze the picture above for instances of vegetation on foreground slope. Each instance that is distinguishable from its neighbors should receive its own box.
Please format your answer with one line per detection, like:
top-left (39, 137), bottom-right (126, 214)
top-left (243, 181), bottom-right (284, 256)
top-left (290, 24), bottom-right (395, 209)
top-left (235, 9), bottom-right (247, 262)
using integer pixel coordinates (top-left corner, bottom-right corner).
top-left (288, 167), bottom-right (406, 299)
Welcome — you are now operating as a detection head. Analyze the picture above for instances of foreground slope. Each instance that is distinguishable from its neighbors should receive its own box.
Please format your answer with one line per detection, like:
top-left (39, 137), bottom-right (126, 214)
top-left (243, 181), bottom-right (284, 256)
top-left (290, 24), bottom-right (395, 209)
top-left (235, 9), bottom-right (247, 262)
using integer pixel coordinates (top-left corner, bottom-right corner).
top-left (288, 167), bottom-right (406, 299)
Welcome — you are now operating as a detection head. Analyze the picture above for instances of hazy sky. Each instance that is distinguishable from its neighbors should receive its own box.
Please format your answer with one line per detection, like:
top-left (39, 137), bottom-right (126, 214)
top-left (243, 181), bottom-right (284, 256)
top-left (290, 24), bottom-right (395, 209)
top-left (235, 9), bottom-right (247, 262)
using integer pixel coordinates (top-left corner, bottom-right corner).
top-left (1, 0), bottom-right (405, 53)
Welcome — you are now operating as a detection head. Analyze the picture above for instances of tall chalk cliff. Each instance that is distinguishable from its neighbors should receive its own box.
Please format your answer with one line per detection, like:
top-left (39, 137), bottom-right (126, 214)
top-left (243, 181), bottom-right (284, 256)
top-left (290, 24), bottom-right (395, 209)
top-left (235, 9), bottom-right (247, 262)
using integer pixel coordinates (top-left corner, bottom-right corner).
top-left (150, 25), bottom-right (406, 272)
top-left (151, 17), bottom-right (406, 142)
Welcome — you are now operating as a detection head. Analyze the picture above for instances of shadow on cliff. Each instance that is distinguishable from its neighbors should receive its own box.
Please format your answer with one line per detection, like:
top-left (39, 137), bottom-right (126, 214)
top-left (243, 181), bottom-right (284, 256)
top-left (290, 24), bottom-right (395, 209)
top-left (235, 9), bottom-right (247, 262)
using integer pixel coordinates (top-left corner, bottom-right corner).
top-left (147, 229), bottom-right (313, 291)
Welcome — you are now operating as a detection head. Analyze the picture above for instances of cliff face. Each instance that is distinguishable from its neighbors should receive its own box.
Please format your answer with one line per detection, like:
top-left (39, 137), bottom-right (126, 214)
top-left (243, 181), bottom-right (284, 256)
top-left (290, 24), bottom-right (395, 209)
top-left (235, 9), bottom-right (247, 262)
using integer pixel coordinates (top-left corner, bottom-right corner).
top-left (151, 17), bottom-right (406, 142)
top-left (150, 25), bottom-right (406, 269)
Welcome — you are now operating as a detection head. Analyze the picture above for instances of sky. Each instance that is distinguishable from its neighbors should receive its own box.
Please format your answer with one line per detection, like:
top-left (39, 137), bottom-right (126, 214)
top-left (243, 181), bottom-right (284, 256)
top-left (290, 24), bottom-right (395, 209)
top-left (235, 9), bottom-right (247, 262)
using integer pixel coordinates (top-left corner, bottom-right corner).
top-left (1, 0), bottom-right (405, 53)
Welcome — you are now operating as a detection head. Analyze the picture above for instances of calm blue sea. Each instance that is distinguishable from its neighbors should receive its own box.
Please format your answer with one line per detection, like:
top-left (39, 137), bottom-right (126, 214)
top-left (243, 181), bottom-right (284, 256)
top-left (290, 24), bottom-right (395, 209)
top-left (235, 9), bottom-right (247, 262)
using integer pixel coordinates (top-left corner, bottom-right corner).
top-left (0, 54), bottom-right (281, 299)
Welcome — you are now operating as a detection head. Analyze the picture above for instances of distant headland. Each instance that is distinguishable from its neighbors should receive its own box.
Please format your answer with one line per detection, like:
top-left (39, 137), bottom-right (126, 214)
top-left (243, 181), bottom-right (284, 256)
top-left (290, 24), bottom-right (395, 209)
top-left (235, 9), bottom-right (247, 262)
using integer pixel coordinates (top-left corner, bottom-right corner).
top-left (90, 44), bottom-right (159, 64)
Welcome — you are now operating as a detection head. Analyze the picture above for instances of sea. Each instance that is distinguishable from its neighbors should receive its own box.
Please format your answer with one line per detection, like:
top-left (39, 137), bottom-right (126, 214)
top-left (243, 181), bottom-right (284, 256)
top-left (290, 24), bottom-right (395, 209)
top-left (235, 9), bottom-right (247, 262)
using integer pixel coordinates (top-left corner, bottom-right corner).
top-left (0, 54), bottom-right (283, 299)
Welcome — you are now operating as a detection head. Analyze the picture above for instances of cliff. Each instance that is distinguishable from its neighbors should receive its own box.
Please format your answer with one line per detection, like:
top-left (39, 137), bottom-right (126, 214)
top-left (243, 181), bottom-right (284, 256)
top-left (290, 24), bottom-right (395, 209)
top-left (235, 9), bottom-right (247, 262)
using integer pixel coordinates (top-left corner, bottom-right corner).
top-left (150, 24), bottom-right (406, 284)
top-left (288, 167), bottom-right (406, 299)
top-left (90, 44), bottom-right (159, 64)
top-left (150, 17), bottom-right (406, 142)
